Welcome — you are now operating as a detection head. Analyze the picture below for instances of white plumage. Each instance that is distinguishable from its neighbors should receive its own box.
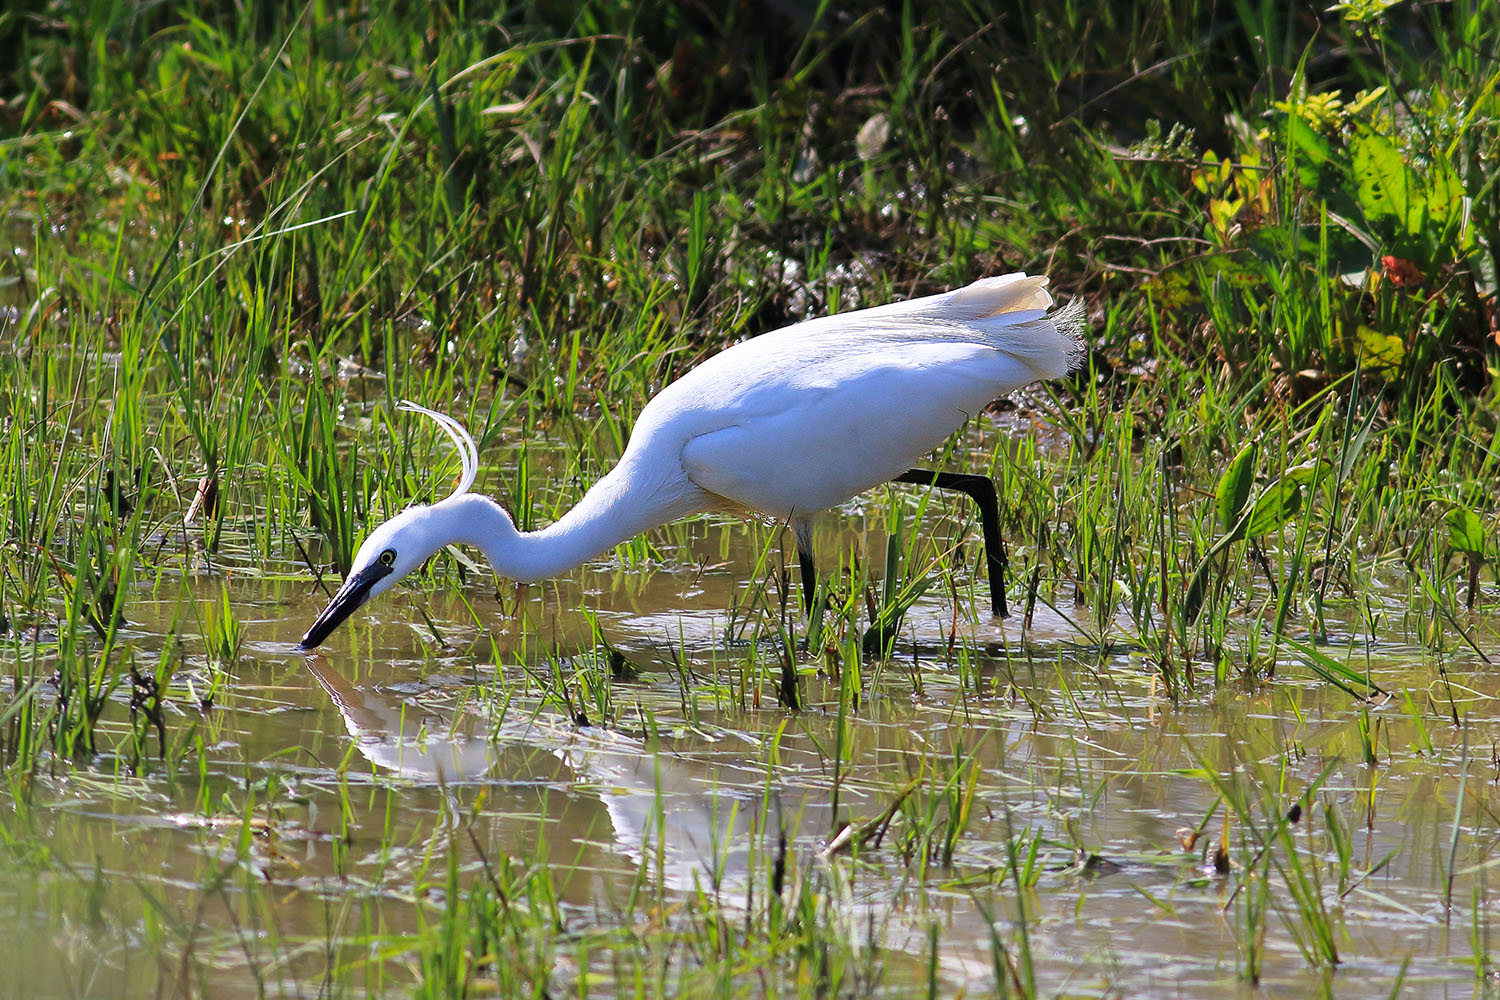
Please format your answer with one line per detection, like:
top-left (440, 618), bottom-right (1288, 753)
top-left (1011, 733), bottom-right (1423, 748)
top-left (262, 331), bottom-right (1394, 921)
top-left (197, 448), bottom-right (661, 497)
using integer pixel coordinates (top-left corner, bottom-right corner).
top-left (299, 273), bottom-right (1084, 649)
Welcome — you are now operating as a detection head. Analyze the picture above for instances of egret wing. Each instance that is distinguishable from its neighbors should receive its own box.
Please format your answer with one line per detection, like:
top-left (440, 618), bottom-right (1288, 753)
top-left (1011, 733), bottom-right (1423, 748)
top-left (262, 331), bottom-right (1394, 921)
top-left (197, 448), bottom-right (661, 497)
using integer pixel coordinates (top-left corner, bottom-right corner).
top-left (679, 342), bottom-right (1031, 516)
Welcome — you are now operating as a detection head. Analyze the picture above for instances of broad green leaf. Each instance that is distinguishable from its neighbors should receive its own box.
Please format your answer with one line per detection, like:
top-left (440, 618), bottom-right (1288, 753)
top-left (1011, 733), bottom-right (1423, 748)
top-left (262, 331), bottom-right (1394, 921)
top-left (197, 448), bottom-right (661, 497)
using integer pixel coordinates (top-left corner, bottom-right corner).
top-left (1356, 324), bottom-right (1405, 374)
top-left (1215, 444), bottom-right (1257, 533)
top-left (1282, 460), bottom-right (1327, 492)
top-left (1351, 129), bottom-right (1423, 236)
top-left (1445, 508), bottom-right (1487, 555)
top-left (1286, 115), bottom-right (1334, 166)
top-left (1351, 125), bottom-right (1464, 255)
top-left (1425, 160), bottom-right (1466, 250)
top-left (1243, 480), bottom-right (1303, 539)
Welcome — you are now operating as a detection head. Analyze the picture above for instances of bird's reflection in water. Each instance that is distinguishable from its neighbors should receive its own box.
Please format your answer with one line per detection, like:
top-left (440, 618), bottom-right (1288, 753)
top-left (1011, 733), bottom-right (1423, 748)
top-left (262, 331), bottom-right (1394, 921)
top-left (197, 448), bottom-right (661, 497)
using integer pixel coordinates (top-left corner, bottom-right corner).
top-left (303, 658), bottom-right (770, 893)
top-left (303, 658), bottom-right (1013, 991)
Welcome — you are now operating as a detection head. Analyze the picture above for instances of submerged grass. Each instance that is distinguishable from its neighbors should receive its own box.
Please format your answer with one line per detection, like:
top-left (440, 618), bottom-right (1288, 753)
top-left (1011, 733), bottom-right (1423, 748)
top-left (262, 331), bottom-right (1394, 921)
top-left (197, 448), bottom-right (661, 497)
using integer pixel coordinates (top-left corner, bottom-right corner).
top-left (1, 0), bottom-right (1499, 996)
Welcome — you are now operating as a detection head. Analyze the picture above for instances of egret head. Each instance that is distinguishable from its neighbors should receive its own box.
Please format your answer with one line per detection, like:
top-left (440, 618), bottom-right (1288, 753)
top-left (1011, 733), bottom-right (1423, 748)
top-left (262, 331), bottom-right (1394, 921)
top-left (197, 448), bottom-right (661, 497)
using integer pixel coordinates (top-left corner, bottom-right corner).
top-left (298, 403), bottom-right (483, 650)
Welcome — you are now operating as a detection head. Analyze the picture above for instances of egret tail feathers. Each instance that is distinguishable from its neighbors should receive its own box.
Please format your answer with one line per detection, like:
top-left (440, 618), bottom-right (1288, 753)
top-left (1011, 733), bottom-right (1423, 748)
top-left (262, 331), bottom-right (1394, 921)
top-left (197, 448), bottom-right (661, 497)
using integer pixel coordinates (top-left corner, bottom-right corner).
top-left (987, 297), bottom-right (1087, 381)
top-left (835, 272), bottom-right (1087, 381)
top-left (944, 273), bottom-right (1054, 321)
top-left (859, 272), bottom-right (1051, 325)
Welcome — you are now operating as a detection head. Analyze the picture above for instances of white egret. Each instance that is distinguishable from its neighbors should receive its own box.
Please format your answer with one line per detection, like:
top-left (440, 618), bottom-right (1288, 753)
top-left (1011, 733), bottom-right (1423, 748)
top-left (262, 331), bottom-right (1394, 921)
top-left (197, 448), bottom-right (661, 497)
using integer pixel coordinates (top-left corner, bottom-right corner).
top-left (298, 272), bottom-right (1084, 649)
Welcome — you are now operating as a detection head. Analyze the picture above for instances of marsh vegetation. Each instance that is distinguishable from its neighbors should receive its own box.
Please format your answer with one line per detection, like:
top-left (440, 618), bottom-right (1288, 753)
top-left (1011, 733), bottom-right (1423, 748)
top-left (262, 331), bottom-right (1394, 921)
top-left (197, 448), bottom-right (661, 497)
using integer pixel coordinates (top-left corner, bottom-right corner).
top-left (2, 1), bottom-right (1499, 996)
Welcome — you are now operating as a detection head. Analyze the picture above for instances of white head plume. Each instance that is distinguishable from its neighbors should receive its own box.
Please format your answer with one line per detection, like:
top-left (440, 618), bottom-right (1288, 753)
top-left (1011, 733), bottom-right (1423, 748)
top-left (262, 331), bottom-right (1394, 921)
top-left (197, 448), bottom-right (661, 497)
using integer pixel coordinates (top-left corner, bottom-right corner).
top-left (397, 400), bottom-right (478, 499)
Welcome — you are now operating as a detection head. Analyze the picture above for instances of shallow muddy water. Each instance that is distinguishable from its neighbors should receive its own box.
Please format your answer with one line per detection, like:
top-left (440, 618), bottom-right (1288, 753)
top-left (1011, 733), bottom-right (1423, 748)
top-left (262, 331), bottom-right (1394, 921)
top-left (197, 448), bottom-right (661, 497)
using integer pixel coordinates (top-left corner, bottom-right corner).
top-left (2, 471), bottom-right (1499, 999)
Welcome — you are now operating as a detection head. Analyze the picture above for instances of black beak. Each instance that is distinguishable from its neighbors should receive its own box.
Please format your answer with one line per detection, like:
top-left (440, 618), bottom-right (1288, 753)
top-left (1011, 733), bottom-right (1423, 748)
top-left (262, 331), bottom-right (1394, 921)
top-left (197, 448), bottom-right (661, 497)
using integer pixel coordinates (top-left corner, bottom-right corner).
top-left (298, 562), bottom-right (394, 650)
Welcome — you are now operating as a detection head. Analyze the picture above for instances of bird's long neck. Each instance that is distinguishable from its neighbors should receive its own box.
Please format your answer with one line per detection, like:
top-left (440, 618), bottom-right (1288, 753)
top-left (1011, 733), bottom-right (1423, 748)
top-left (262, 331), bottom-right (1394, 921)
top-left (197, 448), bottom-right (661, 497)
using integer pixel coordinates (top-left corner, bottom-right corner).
top-left (443, 460), bottom-right (702, 583)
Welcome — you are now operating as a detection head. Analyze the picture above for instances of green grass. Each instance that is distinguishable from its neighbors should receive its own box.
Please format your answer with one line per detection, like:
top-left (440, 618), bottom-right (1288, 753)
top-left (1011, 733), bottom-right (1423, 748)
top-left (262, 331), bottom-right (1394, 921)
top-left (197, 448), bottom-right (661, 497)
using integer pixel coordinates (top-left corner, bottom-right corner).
top-left (1, 0), bottom-right (1499, 996)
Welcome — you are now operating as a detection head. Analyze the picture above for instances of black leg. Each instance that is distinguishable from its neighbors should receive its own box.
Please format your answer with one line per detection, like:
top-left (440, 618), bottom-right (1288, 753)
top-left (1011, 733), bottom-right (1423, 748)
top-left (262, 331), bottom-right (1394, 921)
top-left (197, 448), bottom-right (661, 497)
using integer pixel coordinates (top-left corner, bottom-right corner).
top-left (894, 468), bottom-right (1009, 619)
top-left (792, 516), bottom-right (817, 612)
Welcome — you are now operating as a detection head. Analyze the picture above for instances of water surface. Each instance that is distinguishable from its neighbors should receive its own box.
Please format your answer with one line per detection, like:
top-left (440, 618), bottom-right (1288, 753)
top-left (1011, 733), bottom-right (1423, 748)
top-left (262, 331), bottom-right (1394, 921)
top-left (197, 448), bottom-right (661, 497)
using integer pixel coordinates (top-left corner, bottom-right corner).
top-left (2, 462), bottom-right (1496, 999)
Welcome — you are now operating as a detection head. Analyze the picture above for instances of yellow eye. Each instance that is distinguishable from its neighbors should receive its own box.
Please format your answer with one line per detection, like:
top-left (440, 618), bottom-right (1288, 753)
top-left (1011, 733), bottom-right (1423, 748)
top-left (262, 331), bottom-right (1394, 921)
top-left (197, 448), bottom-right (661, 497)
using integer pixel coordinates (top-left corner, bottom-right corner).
top-left (378, 549), bottom-right (396, 566)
